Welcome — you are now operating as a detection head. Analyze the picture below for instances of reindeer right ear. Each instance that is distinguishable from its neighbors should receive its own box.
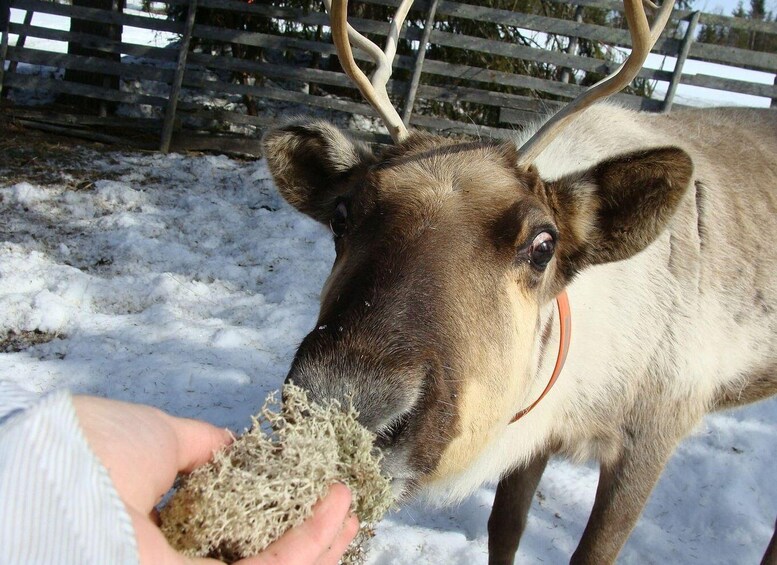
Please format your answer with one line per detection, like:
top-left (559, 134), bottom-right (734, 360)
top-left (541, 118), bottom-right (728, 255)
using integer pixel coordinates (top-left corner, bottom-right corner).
top-left (543, 146), bottom-right (693, 284)
top-left (262, 121), bottom-right (376, 224)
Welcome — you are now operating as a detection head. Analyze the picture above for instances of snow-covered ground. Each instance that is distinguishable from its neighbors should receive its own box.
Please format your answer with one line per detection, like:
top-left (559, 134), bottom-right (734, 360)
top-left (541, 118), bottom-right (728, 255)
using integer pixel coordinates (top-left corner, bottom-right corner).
top-left (1, 146), bottom-right (775, 564)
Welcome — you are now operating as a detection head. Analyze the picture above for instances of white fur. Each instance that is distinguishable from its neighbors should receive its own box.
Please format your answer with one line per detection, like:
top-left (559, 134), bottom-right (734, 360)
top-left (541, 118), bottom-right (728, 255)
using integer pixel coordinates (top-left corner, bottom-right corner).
top-left (424, 104), bottom-right (777, 503)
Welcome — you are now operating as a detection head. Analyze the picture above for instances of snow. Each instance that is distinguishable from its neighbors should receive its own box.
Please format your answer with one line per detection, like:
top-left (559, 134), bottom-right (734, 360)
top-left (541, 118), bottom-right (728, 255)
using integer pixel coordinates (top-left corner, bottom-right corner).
top-left (702, 0), bottom-right (777, 14)
top-left (645, 53), bottom-right (774, 108)
top-left (1, 148), bottom-right (775, 564)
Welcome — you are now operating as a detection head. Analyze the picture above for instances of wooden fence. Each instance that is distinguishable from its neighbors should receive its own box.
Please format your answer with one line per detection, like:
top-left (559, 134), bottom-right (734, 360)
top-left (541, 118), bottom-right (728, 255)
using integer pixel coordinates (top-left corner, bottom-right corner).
top-left (1, 0), bottom-right (776, 153)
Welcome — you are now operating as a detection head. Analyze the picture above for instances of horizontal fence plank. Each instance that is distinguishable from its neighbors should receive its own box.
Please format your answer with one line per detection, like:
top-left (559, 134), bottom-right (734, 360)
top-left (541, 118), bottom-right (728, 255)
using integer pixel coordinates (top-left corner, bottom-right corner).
top-left (693, 11), bottom-right (777, 34)
top-left (7, 21), bottom-right (179, 61)
top-left (17, 0), bottom-right (775, 79)
top-left (7, 107), bottom-right (161, 129)
top-left (420, 30), bottom-right (666, 83)
top-left (176, 75), bottom-right (517, 138)
top-left (189, 0), bottom-right (777, 71)
top-left (9, 20), bottom-right (675, 106)
top-left (169, 133), bottom-right (266, 155)
top-left (363, 0), bottom-right (777, 37)
top-left (177, 107), bottom-right (394, 144)
top-left (415, 82), bottom-right (562, 116)
top-left (7, 45), bottom-right (175, 83)
top-left (520, 0), bottom-right (777, 34)
top-left (345, 0), bottom-right (674, 51)
top-left (187, 13), bottom-right (672, 84)
top-left (178, 73), bottom-right (383, 117)
top-left (4, 44), bottom-right (661, 125)
top-left (10, 22), bottom-right (738, 111)
top-left (14, 118), bottom-right (135, 144)
top-left (420, 59), bottom-right (664, 103)
top-left (4, 72), bottom-right (169, 106)
top-left (686, 41), bottom-right (777, 72)
top-left (19, 0), bottom-right (776, 73)
top-left (9, 15), bottom-right (665, 105)
top-left (499, 106), bottom-right (548, 126)
top-left (358, 0), bottom-right (777, 71)
top-left (408, 112), bottom-right (517, 138)
top-left (679, 73), bottom-right (777, 97)
top-left (170, 131), bottom-right (262, 157)
top-left (12, 0), bottom-right (184, 34)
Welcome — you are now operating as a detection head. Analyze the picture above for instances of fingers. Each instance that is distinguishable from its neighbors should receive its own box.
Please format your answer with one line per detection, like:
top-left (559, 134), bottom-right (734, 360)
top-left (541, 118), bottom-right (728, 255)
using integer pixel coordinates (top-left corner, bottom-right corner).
top-left (132, 483), bottom-right (359, 565)
top-left (130, 506), bottom-right (196, 565)
top-left (131, 507), bottom-right (239, 565)
top-left (74, 396), bottom-right (232, 514)
top-left (77, 397), bottom-right (360, 565)
top-left (166, 415), bottom-right (233, 474)
top-left (237, 483), bottom-right (359, 565)
top-left (316, 510), bottom-right (360, 565)
top-left (149, 508), bottom-right (161, 526)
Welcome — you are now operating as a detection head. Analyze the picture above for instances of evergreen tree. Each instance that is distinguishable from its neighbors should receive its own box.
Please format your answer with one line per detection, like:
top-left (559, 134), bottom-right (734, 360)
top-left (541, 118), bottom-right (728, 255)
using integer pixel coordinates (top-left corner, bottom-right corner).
top-left (697, 0), bottom-right (776, 53)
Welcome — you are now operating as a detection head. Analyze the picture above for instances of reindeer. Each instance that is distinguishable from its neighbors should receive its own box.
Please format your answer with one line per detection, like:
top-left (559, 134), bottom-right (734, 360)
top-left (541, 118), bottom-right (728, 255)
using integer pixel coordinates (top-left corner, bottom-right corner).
top-left (261, 0), bottom-right (777, 562)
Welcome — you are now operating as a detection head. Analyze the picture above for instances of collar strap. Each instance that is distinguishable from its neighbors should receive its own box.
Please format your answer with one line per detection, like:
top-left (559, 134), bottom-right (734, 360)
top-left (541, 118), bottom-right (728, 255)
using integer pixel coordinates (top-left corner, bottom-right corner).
top-left (509, 290), bottom-right (571, 424)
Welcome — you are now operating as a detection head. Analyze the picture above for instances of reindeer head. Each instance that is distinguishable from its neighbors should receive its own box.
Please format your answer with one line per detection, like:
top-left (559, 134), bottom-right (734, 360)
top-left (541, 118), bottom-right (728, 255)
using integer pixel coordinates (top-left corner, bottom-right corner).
top-left (263, 121), bottom-right (692, 498)
top-left (263, 0), bottom-right (688, 499)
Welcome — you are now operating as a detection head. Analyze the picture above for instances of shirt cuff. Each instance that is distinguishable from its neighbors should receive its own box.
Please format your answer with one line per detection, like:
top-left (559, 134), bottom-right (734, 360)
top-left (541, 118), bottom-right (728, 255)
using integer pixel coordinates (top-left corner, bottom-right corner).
top-left (0, 383), bottom-right (138, 565)
top-left (0, 380), bottom-right (44, 426)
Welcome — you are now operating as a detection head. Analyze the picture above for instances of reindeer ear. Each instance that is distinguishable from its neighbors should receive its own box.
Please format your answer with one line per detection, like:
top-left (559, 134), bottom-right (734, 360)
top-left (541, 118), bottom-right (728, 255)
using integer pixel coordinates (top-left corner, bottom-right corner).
top-left (262, 121), bottom-right (376, 224)
top-left (547, 147), bottom-right (693, 279)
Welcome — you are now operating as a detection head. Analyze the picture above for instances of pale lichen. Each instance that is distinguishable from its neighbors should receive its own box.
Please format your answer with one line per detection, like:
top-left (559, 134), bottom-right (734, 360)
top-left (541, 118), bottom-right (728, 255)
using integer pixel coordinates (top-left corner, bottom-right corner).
top-left (159, 383), bottom-right (394, 564)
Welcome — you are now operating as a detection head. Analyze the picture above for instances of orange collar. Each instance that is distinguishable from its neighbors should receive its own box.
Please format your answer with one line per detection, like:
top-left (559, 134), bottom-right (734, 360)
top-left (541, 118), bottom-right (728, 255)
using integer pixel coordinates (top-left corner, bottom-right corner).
top-left (509, 290), bottom-right (571, 424)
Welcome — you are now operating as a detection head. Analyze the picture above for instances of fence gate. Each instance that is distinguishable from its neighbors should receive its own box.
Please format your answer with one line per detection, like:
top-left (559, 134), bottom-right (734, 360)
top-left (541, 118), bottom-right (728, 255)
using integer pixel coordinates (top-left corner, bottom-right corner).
top-left (1, 0), bottom-right (776, 154)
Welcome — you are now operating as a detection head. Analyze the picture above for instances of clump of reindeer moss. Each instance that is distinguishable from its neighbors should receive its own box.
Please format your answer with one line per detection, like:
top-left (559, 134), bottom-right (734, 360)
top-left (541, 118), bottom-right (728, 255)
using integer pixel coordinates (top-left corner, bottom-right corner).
top-left (159, 383), bottom-right (394, 564)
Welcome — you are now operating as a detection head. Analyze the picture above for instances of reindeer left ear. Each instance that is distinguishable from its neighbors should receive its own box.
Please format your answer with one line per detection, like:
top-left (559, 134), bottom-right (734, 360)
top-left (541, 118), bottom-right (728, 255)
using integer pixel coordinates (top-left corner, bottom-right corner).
top-left (546, 146), bottom-right (693, 278)
top-left (262, 120), bottom-right (375, 224)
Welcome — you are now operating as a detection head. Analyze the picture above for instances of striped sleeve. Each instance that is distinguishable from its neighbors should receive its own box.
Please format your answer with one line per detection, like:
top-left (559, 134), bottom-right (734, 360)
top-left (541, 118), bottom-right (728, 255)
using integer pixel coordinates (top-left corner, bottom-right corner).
top-left (0, 381), bottom-right (138, 565)
top-left (0, 380), bottom-right (41, 426)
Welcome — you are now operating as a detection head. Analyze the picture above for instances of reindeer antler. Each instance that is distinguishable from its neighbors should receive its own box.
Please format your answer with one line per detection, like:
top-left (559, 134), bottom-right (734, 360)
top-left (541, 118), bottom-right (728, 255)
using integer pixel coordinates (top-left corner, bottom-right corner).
top-left (325, 0), bottom-right (414, 142)
top-left (516, 0), bottom-right (675, 167)
top-left (326, 0), bottom-right (674, 151)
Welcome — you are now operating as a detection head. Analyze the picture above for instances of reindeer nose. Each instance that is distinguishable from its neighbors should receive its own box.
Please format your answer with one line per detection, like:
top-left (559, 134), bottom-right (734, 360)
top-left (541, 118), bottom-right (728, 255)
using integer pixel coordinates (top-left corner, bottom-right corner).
top-left (283, 337), bottom-right (429, 436)
top-left (284, 358), bottom-right (379, 429)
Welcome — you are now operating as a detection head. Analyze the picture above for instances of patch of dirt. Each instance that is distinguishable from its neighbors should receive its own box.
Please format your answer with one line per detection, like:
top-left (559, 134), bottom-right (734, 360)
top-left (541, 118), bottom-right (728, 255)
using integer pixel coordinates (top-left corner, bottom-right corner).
top-left (0, 329), bottom-right (61, 353)
top-left (0, 115), bottom-right (123, 188)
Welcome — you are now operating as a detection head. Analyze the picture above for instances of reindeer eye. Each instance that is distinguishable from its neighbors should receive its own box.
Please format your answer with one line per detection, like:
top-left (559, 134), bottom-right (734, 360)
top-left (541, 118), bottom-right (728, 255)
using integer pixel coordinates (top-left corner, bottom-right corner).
top-left (529, 231), bottom-right (555, 269)
top-left (330, 201), bottom-right (348, 238)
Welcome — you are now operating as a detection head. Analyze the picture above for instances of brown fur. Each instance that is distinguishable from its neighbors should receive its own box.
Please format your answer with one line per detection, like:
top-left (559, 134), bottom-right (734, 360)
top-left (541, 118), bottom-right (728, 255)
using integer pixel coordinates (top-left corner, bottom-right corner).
top-left (262, 106), bottom-right (777, 564)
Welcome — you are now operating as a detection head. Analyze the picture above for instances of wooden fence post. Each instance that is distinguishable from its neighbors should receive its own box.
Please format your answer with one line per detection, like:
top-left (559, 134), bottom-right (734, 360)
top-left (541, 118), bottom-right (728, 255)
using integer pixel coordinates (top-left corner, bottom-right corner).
top-left (559, 5), bottom-right (584, 84)
top-left (6, 10), bottom-right (33, 79)
top-left (0, 0), bottom-right (10, 98)
top-left (160, 0), bottom-right (197, 153)
top-left (401, 0), bottom-right (438, 126)
top-left (96, 0), bottom-right (124, 117)
top-left (2, 9), bottom-right (34, 100)
top-left (662, 10), bottom-right (700, 113)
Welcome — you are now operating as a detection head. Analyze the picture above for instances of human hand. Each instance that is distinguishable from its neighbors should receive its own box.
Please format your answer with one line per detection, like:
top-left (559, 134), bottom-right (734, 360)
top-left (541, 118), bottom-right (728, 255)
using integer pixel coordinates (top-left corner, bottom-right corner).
top-left (73, 396), bottom-right (359, 565)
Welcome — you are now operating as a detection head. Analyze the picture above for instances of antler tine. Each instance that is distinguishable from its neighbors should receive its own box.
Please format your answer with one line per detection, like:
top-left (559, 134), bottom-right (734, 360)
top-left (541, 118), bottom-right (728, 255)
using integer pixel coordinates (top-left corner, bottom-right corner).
top-left (516, 0), bottom-right (675, 168)
top-left (325, 0), bottom-right (414, 143)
